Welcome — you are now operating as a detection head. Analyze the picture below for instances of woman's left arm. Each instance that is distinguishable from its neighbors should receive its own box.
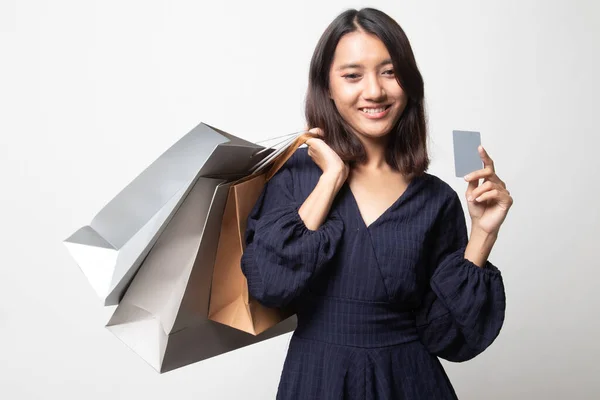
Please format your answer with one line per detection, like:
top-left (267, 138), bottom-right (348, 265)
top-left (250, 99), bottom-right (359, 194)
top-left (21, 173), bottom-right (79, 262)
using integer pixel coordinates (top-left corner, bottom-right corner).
top-left (463, 145), bottom-right (514, 267)
top-left (415, 145), bottom-right (513, 362)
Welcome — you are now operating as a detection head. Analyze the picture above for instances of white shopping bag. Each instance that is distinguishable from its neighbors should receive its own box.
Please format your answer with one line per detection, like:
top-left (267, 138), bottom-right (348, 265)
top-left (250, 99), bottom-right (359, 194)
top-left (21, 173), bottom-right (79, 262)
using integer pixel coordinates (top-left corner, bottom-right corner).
top-left (63, 122), bottom-right (274, 305)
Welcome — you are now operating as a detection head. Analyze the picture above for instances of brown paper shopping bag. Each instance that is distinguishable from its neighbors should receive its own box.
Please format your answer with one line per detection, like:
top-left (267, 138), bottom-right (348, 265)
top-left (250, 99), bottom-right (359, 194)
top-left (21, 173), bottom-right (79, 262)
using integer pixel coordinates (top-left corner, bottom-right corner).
top-left (208, 132), bottom-right (319, 335)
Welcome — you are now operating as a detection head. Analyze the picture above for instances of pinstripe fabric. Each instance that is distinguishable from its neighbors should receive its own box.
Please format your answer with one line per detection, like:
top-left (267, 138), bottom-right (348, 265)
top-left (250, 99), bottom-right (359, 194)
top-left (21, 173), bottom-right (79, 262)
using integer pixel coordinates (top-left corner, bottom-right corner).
top-left (240, 148), bottom-right (506, 399)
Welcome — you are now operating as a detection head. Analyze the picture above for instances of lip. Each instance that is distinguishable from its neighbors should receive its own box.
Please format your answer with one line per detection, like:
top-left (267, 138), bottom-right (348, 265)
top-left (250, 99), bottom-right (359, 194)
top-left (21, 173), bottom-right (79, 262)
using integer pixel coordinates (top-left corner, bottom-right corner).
top-left (359, 104), bottom-right (392, 119)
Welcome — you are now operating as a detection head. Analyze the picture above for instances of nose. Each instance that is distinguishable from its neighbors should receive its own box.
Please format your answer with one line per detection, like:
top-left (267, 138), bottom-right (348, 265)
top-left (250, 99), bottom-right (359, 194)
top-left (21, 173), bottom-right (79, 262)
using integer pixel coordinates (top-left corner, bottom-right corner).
top-left (363, 74), bottom-right (386, 101)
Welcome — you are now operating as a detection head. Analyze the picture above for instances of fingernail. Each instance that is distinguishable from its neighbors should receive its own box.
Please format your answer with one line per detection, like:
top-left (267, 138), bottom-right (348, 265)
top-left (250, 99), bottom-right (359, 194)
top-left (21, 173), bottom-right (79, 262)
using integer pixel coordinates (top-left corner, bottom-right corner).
top-left (467, 195), bottom-right (473, 201)
top-left (464, 174), bottom-right (470, 181)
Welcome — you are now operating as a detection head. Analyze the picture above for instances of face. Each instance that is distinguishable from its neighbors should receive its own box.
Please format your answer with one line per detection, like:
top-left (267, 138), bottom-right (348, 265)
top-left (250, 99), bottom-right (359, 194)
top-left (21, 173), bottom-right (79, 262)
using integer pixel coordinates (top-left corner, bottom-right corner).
top-left (328, 30), bottom-right (408, 140)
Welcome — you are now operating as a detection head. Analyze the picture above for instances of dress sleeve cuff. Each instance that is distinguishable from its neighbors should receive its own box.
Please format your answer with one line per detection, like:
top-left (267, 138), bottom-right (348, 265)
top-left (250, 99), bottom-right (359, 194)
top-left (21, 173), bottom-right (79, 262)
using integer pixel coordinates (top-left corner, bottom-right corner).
top-left (431, 246), bottom-right (503, 304)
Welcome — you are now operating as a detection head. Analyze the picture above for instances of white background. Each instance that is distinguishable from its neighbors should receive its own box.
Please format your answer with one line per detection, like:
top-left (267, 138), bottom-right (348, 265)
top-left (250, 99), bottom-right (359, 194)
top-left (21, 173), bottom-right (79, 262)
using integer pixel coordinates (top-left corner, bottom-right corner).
top-left (1, 0), bottom-right (599, 399)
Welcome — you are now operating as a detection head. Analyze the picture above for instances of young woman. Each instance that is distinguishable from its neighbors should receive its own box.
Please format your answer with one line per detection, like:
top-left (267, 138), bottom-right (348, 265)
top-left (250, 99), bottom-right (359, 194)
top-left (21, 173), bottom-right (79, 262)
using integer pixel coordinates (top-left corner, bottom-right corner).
top-left (241, 7), bottom-right (512, 399)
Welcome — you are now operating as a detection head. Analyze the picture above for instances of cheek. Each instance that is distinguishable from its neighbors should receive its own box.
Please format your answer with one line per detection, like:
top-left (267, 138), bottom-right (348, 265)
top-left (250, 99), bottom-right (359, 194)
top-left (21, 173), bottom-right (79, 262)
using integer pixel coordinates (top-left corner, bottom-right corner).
top-left (331, 85), bottom-right (360, 110)
top-left (385, 81), bottom-right (406, 100)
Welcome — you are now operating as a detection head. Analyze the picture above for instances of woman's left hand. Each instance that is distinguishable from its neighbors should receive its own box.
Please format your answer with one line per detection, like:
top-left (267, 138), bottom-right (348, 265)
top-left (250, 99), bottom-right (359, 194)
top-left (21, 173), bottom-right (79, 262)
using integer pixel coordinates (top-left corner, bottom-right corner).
top-left (464, 145), bottom-right (513, 235)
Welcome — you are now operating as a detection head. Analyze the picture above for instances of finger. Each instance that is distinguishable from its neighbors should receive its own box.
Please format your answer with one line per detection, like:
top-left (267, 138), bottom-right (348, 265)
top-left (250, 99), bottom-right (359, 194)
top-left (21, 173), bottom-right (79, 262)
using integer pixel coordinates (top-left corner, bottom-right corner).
top-left (478, 145), bottom-right (495, 172)
top-left (308, 127), bottom-right (324, 137)
top-left (305, 137), bottom-right (323, 147)
top-left (474, 188), bottom-right (513, 206)
top-left (469, 181), bottom-right (497, 201)
top-left (464, 168), bottom-right (505, 188)
top-left (466, 178), bottom-right (479, 200)
top-left (464, 167), bottom-right (493, 182)
top-left (474, 188), bottom-right (501, 203)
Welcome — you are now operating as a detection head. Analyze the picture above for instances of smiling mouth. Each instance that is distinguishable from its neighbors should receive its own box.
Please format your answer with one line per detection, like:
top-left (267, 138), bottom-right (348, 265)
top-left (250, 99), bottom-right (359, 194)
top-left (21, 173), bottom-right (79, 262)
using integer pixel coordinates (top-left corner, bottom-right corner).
top-left (359, 105), bottom-right (392, 114)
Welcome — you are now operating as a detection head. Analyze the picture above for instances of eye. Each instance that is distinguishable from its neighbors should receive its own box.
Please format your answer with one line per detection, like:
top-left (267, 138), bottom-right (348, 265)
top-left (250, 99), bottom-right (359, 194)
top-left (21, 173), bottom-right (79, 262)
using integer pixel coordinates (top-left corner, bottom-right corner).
top-left (383, 69), bottom-right (395, 76)
top-left (343, 73), bottom-right (361, 80)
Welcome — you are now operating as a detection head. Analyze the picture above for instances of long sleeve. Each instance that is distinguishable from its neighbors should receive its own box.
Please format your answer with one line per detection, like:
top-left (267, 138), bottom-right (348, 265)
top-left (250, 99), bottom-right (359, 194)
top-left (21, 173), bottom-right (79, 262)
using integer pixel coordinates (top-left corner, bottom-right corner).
top-left (240, 152), bottom-right (345, 309)
top-left (415, 190), bottom-right (506, 362)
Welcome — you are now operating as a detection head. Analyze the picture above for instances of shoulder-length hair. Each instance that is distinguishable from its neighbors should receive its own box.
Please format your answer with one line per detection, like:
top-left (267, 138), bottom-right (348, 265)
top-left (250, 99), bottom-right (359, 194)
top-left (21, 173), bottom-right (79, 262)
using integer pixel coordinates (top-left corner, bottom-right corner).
top-left (305, 8), bottom-right (429, 177)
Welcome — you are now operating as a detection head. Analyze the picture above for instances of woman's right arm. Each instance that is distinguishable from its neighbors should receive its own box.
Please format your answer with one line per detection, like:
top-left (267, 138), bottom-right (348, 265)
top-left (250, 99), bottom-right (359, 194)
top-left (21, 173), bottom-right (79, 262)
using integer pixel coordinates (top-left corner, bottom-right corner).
top-left (240, 151), bottom-right (346, 309)
top-left (298, 171), bottom-right (345, 231)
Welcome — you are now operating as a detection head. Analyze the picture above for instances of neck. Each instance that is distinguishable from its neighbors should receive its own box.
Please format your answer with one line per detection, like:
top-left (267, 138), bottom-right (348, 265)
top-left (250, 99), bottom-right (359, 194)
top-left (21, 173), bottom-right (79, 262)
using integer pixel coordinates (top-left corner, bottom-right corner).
top-left (354, 134), bottom-right (390, 171)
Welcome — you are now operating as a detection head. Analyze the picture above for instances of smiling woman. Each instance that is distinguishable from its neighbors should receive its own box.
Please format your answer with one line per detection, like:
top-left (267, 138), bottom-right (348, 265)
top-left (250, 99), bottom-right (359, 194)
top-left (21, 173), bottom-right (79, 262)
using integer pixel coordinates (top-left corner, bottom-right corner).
top-left (241, 7), bottom-right (509, 400)
top-left (330, 41), bottom-right (405, 135)
top-left (305, 8), bottom-right (428, 177)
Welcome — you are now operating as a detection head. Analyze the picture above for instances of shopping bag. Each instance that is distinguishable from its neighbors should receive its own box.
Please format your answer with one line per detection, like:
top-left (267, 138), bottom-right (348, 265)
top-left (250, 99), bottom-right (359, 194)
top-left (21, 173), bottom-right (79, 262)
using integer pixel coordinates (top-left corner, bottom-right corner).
top-left (63, 122), bottom-right (269, 305)
top-left (208, 132), bottom-right (319, 335)
top-left (104, 129), bottom-right (313, 373)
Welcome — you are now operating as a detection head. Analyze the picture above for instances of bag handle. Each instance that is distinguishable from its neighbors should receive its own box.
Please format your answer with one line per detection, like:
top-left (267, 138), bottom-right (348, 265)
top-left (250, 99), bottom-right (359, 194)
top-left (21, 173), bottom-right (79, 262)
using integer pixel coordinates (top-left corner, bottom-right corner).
top-left (264, 131), bottom-right (321, 181)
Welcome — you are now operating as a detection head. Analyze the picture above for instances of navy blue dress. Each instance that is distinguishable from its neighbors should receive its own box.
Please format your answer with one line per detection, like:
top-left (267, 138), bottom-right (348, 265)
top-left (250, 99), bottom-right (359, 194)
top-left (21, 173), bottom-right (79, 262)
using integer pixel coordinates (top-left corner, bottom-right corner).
top-left (241, 148), bottom-right (506, 399)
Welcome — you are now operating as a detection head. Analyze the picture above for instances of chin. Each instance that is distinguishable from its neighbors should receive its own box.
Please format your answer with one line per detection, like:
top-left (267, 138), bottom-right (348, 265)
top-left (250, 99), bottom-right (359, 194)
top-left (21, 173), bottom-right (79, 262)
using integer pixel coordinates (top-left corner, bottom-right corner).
top-left (352, 122), bottom-right (395, 138)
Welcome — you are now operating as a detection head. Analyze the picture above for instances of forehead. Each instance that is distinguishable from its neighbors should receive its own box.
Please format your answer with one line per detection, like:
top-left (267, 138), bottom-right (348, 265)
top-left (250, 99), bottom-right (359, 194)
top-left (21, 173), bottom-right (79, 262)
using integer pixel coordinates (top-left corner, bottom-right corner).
top-left (331, 30), bottom-right (391, 68)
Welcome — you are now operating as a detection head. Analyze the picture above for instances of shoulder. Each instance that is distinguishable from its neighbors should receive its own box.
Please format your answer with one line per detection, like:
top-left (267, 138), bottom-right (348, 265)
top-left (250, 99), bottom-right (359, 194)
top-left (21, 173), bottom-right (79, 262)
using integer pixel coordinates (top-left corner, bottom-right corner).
top-left (420, 173), bottom-right (457, 198)
top-left (268, 147), bottom-right (321, 199)
top-left (276, 146), bottom-right (320, 178)
top-left (287, 146), bottom-right (315, 168)
top-left (419, 172), bottom-right (463, 211)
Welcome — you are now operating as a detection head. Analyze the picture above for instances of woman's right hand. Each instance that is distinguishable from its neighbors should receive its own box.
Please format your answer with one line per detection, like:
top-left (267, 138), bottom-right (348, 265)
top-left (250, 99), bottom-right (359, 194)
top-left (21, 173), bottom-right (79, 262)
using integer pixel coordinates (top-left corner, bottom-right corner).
top-left (305, 127), bottom-right (349, 189)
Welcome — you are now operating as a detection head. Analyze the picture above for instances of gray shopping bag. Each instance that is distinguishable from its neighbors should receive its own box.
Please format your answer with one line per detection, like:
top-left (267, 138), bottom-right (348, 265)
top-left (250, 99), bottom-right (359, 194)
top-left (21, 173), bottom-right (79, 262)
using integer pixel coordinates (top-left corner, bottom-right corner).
top-left (63, 122), bottom-right (272, 305)
top-left (105, 173), bottom-right (296, 373)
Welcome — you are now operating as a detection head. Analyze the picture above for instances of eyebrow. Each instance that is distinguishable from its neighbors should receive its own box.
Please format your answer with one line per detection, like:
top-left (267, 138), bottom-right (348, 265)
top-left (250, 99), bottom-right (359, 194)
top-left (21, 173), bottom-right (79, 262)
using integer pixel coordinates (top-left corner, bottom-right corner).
top-left (336, 58), bottom-right (393, 70)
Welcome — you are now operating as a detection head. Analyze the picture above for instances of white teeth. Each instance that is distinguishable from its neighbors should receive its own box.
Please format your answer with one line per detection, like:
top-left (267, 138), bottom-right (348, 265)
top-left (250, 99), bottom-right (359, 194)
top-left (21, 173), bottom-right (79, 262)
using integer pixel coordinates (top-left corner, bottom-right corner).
top-left (361, 107), bottom-right (387, 114)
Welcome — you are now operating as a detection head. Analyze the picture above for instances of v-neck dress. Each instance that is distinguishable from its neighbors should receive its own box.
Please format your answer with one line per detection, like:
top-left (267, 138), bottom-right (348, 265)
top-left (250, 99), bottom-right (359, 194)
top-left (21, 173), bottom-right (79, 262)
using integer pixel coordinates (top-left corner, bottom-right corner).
top-left (241, 147), bottom-right (506, 399)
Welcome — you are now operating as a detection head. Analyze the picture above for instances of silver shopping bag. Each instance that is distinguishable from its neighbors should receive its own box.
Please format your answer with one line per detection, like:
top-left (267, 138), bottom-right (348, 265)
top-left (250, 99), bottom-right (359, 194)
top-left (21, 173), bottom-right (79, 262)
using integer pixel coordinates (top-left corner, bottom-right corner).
top-left (105, 173), bottom-right (297, 373)
top-left (63, 122), bottom-right (271, 305)
top-left (103, 130), bottom-right (310, 373)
